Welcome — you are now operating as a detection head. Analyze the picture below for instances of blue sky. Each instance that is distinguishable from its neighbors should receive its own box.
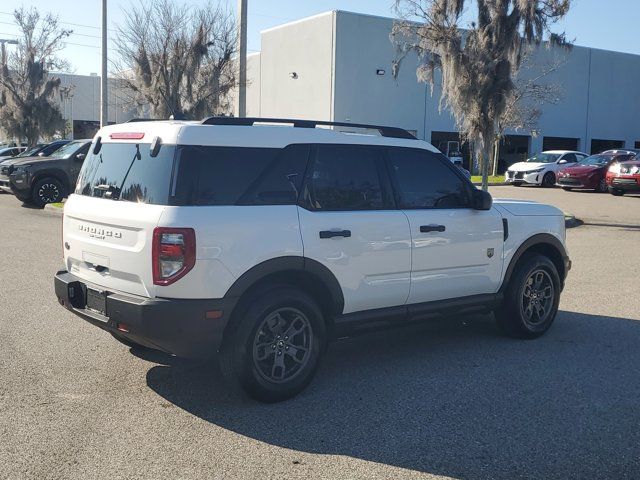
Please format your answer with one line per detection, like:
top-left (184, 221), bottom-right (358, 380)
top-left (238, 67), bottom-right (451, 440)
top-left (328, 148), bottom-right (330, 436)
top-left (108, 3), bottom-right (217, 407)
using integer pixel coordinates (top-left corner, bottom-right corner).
top-left (0, 0), bottom-right (638, 75)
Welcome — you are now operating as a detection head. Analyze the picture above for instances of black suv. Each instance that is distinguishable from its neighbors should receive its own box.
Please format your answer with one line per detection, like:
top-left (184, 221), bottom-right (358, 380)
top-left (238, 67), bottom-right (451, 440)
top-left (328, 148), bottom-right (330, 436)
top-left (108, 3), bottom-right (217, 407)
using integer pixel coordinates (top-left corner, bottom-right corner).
top-left (0, 140), bottom-right (91, 207)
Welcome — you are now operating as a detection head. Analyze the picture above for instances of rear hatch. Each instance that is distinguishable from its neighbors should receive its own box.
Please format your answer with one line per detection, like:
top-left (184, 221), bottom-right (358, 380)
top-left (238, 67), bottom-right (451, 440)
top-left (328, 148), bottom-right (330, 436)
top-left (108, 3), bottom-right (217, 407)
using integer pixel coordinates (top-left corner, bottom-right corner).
top-left (63, 136), bottom-right (177, 298)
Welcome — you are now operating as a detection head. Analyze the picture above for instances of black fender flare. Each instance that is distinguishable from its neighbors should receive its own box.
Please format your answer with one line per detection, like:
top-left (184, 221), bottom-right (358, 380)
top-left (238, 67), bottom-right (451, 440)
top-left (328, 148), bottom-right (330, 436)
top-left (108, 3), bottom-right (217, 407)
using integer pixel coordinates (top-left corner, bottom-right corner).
top-left (223, 256), bottom-right (345, 315)
top-left (500, 233), bottom-right (569, 292)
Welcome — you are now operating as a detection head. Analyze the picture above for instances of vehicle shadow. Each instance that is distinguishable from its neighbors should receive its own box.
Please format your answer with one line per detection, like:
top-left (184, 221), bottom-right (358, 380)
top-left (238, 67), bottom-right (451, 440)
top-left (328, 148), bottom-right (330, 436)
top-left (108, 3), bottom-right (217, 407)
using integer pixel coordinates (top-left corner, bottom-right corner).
top-left (146, 312), bottom-right (640, 479)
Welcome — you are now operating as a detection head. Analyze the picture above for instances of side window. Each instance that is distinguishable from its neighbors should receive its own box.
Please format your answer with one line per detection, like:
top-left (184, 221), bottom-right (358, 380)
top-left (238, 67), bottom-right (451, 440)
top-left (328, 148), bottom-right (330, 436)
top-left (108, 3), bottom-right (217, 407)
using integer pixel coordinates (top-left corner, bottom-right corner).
top-left (563, 153), bottom-right (577, 163)
top-left (302, 144), bottom-right (388, 211)
top-left (387, 147), bottom-right (471, 209)
top-left (173, 145), bottom-right (308, 206)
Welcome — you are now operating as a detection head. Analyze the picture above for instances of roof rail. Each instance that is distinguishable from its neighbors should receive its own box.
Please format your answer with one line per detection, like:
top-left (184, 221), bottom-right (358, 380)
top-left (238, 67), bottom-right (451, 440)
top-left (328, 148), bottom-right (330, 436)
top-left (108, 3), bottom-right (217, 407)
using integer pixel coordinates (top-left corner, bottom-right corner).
top-left (126, 118), bottom-right (174, 123)
top-left (200, 117), bottom-right (417, 140)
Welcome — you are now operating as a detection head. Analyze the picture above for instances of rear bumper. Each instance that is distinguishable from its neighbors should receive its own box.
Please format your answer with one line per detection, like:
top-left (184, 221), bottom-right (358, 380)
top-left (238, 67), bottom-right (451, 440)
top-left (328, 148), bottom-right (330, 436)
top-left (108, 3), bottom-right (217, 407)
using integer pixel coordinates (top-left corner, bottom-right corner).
top-left (54, 270), bottom-right (238, 358)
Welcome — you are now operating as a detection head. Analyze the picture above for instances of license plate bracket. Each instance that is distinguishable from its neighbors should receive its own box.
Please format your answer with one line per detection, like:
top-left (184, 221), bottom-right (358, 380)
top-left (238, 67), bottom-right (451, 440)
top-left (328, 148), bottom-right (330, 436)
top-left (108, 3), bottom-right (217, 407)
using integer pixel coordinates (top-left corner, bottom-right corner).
top-left (86, 288), bottom-right (107, 316)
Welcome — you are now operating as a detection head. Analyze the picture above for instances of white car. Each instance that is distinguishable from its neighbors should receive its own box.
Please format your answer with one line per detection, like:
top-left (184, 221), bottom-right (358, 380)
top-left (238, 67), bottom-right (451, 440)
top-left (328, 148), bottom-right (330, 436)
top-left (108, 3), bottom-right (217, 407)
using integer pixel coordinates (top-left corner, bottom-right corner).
top-left (54, 118), bottom-right (571, 402)
top-left (506, 150), bottom-right (589, 187)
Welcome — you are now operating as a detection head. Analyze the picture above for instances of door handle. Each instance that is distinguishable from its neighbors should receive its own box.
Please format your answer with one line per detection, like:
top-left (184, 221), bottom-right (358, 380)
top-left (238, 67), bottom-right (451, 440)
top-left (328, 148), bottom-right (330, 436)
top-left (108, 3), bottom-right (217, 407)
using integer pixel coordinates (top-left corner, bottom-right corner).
top-left (420, 224), bottom-right (446, 233)
top-left (319, 229), bottom-right (351, 239)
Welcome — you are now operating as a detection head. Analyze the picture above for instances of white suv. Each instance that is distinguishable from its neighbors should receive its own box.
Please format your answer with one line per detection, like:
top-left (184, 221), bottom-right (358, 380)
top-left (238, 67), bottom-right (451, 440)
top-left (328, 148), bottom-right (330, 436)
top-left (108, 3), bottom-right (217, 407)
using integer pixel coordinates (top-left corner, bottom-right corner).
top-left (506, 150), bottom-right (589, 187)
top-left (55, 118), bottom-right (571, 402)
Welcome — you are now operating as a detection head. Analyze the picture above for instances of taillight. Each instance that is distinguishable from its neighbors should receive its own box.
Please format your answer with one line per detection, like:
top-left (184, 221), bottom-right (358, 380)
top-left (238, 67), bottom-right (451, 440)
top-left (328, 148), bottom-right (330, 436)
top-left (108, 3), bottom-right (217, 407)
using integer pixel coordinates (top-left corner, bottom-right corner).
top-left (152, 227), bottom-right (196, 286)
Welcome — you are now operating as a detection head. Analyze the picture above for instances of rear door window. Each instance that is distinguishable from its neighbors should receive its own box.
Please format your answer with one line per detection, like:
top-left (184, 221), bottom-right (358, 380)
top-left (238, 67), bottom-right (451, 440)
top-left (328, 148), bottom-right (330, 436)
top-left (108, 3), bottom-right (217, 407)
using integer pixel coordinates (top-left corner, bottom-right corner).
top-left (172, 144), bottom-right (309, 206)
top-left (76, 142), bottom-right (176, 204)
top-left (301, 144), bottom-right (391, 211)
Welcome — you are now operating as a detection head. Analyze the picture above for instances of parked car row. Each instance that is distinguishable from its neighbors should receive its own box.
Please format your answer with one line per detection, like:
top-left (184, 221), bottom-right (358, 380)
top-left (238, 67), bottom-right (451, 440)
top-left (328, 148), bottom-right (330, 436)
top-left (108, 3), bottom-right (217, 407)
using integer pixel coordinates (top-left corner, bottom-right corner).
top-left (505, 149), bottom-right (640, 196)
top-left (0, 139), bottom-right (91, 207)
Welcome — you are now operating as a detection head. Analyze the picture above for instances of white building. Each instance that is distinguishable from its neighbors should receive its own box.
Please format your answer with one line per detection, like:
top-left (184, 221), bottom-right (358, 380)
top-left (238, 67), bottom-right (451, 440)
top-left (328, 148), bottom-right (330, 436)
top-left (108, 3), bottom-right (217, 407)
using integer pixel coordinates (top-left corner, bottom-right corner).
top-left (245, 10), bottom-right (640, 168)
top-left (55, 73), bottom-right (136, 140)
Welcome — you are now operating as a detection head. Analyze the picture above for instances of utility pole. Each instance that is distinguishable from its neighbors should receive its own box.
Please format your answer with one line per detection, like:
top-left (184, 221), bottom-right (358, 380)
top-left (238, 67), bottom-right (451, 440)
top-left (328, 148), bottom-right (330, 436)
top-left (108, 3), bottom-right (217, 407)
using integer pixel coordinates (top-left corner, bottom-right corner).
top-left (100, 0), bottom-right (108, 128)
top-left (235, 0), bottom-right (247, 118)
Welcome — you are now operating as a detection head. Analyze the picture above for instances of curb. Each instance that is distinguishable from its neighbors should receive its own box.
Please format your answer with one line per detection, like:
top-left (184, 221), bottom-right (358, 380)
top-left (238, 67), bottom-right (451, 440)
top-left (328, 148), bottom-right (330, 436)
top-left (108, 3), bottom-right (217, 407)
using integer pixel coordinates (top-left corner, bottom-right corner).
top-left (472, 182), bottom-right (509, 187)
top-left (44, 203), bottom-right (64, 216)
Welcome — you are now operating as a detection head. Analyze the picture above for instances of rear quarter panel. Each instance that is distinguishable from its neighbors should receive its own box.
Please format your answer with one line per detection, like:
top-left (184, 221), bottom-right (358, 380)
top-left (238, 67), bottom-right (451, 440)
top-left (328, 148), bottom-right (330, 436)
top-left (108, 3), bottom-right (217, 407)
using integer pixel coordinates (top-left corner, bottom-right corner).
top-left (156, 205), bottom-right (303, 299)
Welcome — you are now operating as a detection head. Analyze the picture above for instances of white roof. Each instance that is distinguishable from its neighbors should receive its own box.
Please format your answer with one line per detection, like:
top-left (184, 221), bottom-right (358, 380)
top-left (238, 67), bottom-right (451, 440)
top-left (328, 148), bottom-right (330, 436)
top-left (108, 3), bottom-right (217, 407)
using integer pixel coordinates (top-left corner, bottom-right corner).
top-left (95, 120), bottom-right (440, 152)
top-left (542, 150), bottom-right (586, 154)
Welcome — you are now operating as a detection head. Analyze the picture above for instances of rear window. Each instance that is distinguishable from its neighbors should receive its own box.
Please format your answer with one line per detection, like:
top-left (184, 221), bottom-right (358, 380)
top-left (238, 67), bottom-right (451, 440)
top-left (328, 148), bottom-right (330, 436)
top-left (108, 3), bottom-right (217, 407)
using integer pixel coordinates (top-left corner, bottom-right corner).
top-left (172, 145), bottom-right (309, 206)
top-left (75, 142), bottom-right (309, 206)
top-left (75, 142), bottom-right (176, 204)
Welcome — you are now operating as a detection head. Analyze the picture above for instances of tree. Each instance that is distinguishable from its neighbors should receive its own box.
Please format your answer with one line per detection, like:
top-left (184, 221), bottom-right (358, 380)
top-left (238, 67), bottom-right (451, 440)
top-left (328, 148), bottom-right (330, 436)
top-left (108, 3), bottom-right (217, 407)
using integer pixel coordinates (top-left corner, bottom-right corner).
top-left (392, 0), bottom-right (571, 190)
top-left (0, 8), bottom-right (71, 147)
top-left (115, 0), bottom-right (237, 119)
top-left (492, 50), bottom-right (565, 175)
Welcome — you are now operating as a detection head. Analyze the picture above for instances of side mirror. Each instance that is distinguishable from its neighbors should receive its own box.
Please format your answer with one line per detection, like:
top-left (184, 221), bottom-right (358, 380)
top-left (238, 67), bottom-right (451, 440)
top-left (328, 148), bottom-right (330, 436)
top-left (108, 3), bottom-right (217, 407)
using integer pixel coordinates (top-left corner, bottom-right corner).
top-left (473, 189), bottom-right (493, 211)
top-left (75, 153), bottom-right (85, 161)
top-left (558, 159), bottom-right (568, 164)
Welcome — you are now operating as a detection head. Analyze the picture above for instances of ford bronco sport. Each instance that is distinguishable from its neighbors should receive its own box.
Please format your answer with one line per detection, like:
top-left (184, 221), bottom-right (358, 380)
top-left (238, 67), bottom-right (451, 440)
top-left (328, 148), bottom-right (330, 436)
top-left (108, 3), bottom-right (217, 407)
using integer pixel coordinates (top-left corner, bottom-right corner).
top-left (54, 118), bottom-right (570, 402)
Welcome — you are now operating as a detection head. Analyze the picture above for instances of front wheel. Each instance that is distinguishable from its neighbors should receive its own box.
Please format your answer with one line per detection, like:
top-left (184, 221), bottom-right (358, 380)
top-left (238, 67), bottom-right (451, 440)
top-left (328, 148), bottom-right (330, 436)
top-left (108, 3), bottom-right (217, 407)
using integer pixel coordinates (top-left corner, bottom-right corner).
top-left (596, 177), bottom-right (608, 193)
top-left (220, 286), bottom-right (326, 402)
top-left (32, 177), bottom-right (65, 207)
top-left (609, 187), bottom-right (624, 196)
top-left (561, 187), bottom-right (573, 191)
top-left (495, 253), bottom-right (561, 339)
top-left (541, 172), bottom-right (556, 188)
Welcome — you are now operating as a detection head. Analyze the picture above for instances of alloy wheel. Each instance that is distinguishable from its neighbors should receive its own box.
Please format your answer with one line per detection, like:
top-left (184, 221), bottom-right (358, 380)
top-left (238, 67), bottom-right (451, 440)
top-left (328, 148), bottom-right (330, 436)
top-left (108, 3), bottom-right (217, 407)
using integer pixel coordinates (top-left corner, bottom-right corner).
top-left (252, 307), bottom-right (313, 384)
top-left (38, 183), bottom-right (62, 203)
top-left (520, 269), bottom-right (555, 327)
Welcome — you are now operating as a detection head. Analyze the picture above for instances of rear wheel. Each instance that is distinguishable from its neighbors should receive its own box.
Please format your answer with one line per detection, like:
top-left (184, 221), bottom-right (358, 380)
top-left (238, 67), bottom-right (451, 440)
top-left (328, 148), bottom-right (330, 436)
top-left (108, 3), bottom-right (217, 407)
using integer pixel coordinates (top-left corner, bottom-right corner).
top-left (32, 177), bottom-right (65, 207)
top-left (541, 172), bottom-right (556, 188)
top-left (609, 187), bottom-right (624, 196)
top-left (220, 286), bottom-right (326, 402)
top-left (495, 253), bottom-right (561, 339)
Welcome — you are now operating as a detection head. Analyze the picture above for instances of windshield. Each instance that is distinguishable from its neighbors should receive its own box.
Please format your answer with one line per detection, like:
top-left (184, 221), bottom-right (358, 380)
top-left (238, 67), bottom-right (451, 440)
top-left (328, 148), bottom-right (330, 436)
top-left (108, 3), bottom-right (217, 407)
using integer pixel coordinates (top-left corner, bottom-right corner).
top-left (76, 142), bottom-right (175, 204)
top-left (16, 146), bottom-right (42, 157)
top-left (527, 153), bottom-right (560, 163)
top-left (579, 154), bottom-right (612, 166)
top-left (50, 141), bottom-right (85, 159)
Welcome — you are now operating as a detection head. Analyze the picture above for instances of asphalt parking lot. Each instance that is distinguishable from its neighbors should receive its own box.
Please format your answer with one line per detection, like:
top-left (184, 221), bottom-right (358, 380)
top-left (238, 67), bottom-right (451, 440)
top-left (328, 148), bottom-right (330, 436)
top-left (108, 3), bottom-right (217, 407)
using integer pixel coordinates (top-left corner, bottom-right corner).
top-left (1, 187), bottom-right (639, 480)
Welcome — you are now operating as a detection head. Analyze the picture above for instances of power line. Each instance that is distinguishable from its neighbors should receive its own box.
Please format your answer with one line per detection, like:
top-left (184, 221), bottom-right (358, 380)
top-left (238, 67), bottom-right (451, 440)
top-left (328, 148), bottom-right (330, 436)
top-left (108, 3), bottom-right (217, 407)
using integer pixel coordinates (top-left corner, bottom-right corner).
top-left (0, 11), bottom-right (118, 33)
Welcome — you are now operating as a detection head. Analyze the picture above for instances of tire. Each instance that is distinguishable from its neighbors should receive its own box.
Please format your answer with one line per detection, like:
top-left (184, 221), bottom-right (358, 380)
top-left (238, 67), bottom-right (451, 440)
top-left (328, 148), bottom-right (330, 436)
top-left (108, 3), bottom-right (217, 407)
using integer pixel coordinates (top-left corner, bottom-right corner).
top-left (495, 253), bottom-right (561, 339)
top-left (541, 172), bottom-right (556, 188)
top-left (512, 182), bottom-right (522, 187)
top-left (609, 187), bottom-right (624, 196)
top-left (32, 177), bottom-right (65, 207)
top-left (110, 332), bottom-right (149, 350)
top-left (561, 187), bottom-right (573, 191)
top-left (596, 178), bottom-right (608, 193)
top-left (220, 286), bottom-right (326, 403)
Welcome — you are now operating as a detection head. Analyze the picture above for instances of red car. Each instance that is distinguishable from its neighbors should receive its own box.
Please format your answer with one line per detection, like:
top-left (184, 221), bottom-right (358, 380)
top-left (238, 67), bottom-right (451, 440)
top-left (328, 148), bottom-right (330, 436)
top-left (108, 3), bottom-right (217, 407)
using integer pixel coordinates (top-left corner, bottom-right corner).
top-left (606, 155), bottom-right (640, 196)
top-left (556, 151), bottom-right (635, 192)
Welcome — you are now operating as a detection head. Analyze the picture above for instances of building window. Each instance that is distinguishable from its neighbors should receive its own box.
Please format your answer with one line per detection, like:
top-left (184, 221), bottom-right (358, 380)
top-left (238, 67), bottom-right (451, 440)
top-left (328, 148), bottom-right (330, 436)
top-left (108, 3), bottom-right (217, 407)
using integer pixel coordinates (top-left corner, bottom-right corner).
top-left (590, 139), bottom-right (624, 154)
top-left (542, 137), bottom-right (580, 152)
